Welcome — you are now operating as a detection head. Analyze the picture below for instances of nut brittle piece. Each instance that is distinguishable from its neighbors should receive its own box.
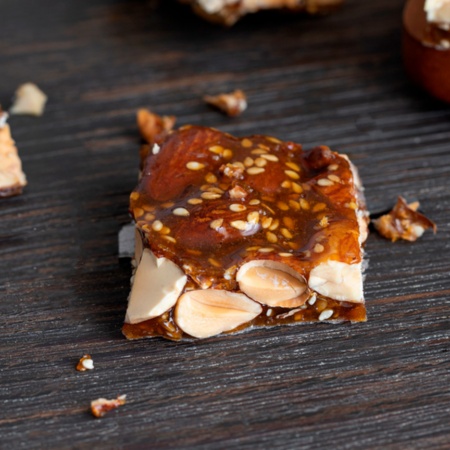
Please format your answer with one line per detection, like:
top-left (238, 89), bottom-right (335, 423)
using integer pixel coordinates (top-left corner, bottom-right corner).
top-left (181, 0), bottom-right (344, 26)
top-left (123, 110), bottom-right (368, 341)
top-left (0, 113), bottom-right (27, 198)
top-left (90, 395), bottom-right (126, 418)
top-left (373, 196), bottom-right (436, 242)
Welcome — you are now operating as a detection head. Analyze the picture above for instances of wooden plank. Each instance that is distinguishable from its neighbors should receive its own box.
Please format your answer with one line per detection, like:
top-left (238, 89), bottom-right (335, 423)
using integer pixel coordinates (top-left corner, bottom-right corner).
top-left (0, 0), bottom-right (449, 448)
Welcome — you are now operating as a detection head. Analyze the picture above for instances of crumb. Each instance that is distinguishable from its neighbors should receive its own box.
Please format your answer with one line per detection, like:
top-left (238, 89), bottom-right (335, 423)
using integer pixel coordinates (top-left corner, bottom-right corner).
top-left (76, 355), bottom-right (94, 371)
top-left (10, 83), bottom-right (47, 116)
top-left (90, 395), bottom-right (126, 418)
top-left (373, 196), bottom-right (437, 242)
top-left (204, 90), bottom-right (247, 117)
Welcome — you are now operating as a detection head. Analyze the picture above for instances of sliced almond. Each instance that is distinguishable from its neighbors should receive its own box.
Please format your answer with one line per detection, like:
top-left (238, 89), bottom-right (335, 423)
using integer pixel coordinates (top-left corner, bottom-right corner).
top-left (308, 261), bottom-right (363, 303)
top-left (174, 290), bottom-right (262, 339)
top-left (236, 260), bottom-right (308, 308)
top-left (125, 249), bottom-right (187, 324)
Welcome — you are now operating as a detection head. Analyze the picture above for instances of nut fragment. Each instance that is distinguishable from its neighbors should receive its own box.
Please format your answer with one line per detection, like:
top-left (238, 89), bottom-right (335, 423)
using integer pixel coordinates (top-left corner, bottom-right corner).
top-left (204, 90), bottom-right (247, 117)
top-left (10, 83), bottom-right (47, 116)
top-left (125, 249), bottom-right (187, 324)
top-left (90, 395), bottom-right (126, 418)
top-left (237, 260), bottom-right (309, 308)
top-left (174, 290), bottom-right (262, 339)
top-left (309, 261), bottom-right (363, 303)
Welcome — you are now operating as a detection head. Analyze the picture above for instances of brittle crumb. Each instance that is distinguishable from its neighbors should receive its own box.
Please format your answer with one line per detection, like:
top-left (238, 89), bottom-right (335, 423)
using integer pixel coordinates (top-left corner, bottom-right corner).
top-left (10, 83), bottom-right (47, 116)
top-left (90, 395), bottom-right (126, 418)
top-left (76, 354), bottom-right (94, 371)
top-left (204, 90), bottom-right (247, 117)
top-left (372, 196), bottom-right (437, 242)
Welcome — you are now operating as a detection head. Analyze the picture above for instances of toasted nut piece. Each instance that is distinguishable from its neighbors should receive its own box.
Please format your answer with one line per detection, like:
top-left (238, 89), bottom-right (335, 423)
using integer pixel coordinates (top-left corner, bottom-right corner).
top-left (174, 290), bottom-right (262, 339)
top-left (308, 261), bottom-right (363, 303)
top-left (237, 260), bottom-right (308, 308)
top-left (125, 249), bottom-right (187, 324)
top-left (10, 83), bottom-right (47, 116)
top-left (76, 354), bottom-right (94, 371)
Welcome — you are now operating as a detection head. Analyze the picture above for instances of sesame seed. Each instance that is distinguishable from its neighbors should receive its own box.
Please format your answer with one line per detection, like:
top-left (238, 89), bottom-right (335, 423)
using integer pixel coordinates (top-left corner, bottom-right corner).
top-left (201, 192), bottom-right (222, 200)
top-left (278, 252), bottom-right (293, 257)
top-left (319, 309), bottom-right (334, 321)
top-left (260, 154), bottom-right (279, 162)
top-left (266, 231), bottom-right (278, 243)
top-left (347, 201), bottom-right (357, 210)
top-left (186, 161), bottom-right (205, 171)
top-left (152, 143), bottom-right (161, 155)
top-left (266, 308), bottom-right (273, 317)
top-left (249, 199), bottom-right (260, 205)
top-left (328, 164), bottom-right (338, 171)
top-left (162, 235), bottom-right (176, 243)
top-left (261, 203), bottom-right (276, 214)
top-left (230, 203), bottom-right (247, 212)
top-left (277, 201), bottom-right (289, 211)
top-left (247, 211), bottom-right (260, 223)
top-left (267, 136), bottom-right (281, 144)
top-left (144, 213), bottom-right (155, 221)
top-left (242, 139), bottom-right (253, 148)
top-left (152, 220), bottom-right (163, 232)
top-left (258, 247), bottom-right (274, 253)
top-left (173, 207), bottom-right (190, 217)
top-left (210, 219), bottom-right (223, 230)
top-left (208, 187), bottom-right (224, 194)
top-left (269, 219), bottom-right (280, 231)
top-left (188, 198), bottom-right (203, 205)
top-left (205, 173), bottom-right (217, 183)
top-left (291, 182), bottom-right (303, 194)
top-left (233, 161), bottom-right (245, 169)
top-left (160, 226), bottom-right (171, 235)
top-left (283, 217), bottom-right (294, 229)
top-left (209, 145), bottom-right (224, 154)
top-left (130, 192), bottom-right (139, 201)
top-left (281, 228), bottom-right (293, 239)
top-left (244, 157), bottom-right (254, 167)
top-left (223, 149), bottom-right (233, 159)
top-left (328, 174), bottom-right (341, 182)
top-left (142, 204), bottom-right (155, 212)
top-left (285, 161), bottom-right (300, 172)
top-left (208, 258), bottom-right (221, 268)
top-left (246, 246), bottom-right (260, 252)
top-left (317, 178), bottom-right (334, 186)
top-left (230, 220), bottom-right (248, 231)
top-left (281, 180), bottom-right (292, 189)
top-left (313, 203), bottom-right (326, 212)
top-left (285, 170), bottom-right (300, 180)
top-left (262, 217), bottom-right (273, 229)
top-left (314, 243), bottom-right (325, 253)
top-left (300, 199), bottom-right (310, 210)
top-left (288, 200), bottom-right (300, 211)
top-left (247, 167), bottom-right (265, 175)
top-left (251, 149), bottom-right (268, 155)
top-left (308, 294), bottom-right (317, 305)
top-left (161, 201), bottom-right (175, 208)
top-left (254, 157), bottom-right (267, 168)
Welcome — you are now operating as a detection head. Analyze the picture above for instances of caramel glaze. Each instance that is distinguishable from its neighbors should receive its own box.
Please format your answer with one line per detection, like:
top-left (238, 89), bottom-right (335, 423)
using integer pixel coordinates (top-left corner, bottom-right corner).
top-left (403, 0), bottom-right (450, 103)
top-left (124, 116), bottom-right (367, 340)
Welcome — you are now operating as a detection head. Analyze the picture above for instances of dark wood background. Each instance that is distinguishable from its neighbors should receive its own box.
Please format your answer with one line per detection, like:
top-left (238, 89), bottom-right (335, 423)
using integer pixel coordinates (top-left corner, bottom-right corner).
top-left (1, 0), bottom-right (449, 448)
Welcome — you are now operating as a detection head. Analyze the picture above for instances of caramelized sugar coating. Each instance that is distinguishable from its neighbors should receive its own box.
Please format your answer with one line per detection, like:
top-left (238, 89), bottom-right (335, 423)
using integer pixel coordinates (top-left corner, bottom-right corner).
top-left (123, 111), bottom-right (367, 340)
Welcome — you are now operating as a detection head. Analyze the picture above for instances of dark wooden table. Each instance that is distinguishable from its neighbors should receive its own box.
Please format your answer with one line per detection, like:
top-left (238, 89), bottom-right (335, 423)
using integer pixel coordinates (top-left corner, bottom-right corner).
top-left (1, 1), bottom-right (449, 448)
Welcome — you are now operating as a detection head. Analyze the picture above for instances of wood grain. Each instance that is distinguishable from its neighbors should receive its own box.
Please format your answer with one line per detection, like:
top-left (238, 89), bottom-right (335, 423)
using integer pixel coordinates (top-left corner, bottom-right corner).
top-left (0, 0), bottom-right (449, 448)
